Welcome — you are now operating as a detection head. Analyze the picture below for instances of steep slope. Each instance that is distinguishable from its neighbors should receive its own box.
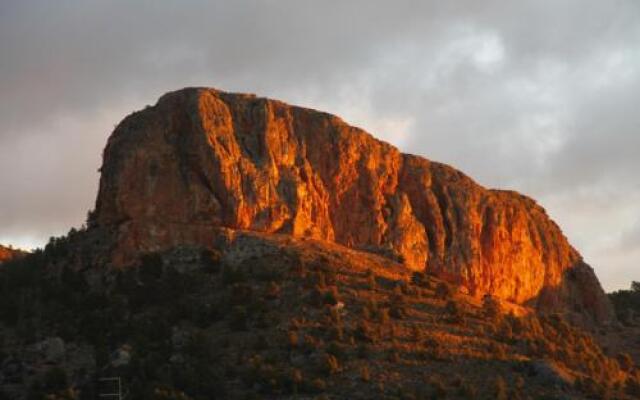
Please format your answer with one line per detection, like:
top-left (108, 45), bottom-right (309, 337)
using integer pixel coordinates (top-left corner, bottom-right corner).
top-left (92, 87), bottom-right (613, 323)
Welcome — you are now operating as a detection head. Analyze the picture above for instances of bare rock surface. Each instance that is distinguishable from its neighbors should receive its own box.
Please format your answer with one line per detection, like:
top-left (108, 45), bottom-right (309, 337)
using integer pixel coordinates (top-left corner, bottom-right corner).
top-left (92, 87), bottom-right (613, 323)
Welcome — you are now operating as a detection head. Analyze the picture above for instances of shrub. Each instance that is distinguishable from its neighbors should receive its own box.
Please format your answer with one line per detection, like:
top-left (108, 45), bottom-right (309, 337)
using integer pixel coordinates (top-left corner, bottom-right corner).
top-left (424, 335), bottom-right (446, 361)
top-left (410, 324), bottom-right (423, 341)
top-left (254, 334), bottom-right (268, 351)
top-left (356, 344), bottom-right (370, 359)
top-left (365, 269), bottom-right (377, 290)
top-left (435, 282), bottom-right (452, 300)
top-left (626, 375), bottom-right (640, 396)
top-left (291, 368), bottom-right (303, 393)
top-left (200, 248), bottom-right (221, 274)
top-left (388, 351), bottom-right (400, 363)
top-left (363, 299), bottom-right (379, 320)
top-left (299, 334), bottom-right (320, 353)
top-left (307, 288), bottom-right (324, 308)
top-left (310, 378), bottom-right (327, 393)
top-left (427, 377), bottom-right (447, 398)
top-left (288, 331), bottom-right (299, 349)
top-left (354, 321), bottom-right (376, 343)
top-left (389, 305), bottom-right (406, 320)
top-left (229, 283), bottom-right (253, 305)
top-left (411, 271), bottom-right (429, 287)
top-left (228, 306), bottom-right (248, 331)
top-left (488, 341), bottom-right (507, 360)
top-left (445, 299), bottom-right (463, 324)
top-left (458, 381), bottom-right (477, 398)
top-left (360, 365), bottom-right (371, 382)
top-left (264, 281), bottom-right (281, 300)
top-left (327, 305), bottom-right (342, 325)
top-left (326, 341), bottom-right (348, 361)
top-left (222, 266), bottom-right (247, 285)
top-left (327, 325), bottom-right (344, 341)
top-left (322, 287), bottom-right (339, 306)
top-left (482, 294), bottom-right (501, 320)
top-left (389, 291), bottom-right (407, 319)
top-left (320, 353), bottom-right (340, 375)
top-left (617, 353), bottom-right (634, 372)
top-left (315, 271), bottom-right (327, 289)
top-left (139, 252), bottom-right (163, 283)
top-left (42, 367), bottom-right (69, 393)
top-left (494, 376), bottom-right (508, 400)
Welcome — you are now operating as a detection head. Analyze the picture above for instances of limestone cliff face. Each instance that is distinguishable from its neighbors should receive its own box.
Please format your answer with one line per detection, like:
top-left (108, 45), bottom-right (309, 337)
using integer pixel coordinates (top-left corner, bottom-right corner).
top-left (93, 87), bottom-right (614, 323)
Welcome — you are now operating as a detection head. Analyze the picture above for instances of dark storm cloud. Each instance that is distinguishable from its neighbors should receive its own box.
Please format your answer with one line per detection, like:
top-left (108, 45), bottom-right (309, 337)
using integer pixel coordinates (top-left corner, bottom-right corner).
top-left (1, 0), bottom-right (638, 289)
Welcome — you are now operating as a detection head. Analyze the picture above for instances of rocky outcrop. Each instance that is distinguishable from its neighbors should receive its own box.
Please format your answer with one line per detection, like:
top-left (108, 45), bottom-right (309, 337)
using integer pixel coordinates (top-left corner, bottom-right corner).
top-left (0, 244), bottom-right (26, 264)
top-left (92, 87), bottom-right (614, 323)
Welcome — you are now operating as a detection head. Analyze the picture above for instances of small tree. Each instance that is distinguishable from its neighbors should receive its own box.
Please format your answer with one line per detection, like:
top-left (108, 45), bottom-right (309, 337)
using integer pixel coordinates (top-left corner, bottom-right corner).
top-left (494, 375), bottom-right (508, 400)
top-left (445, 300), bottom-right (463, 324)
top-left (482, 294), bottom-right (501, 320)
top-left (435, 282), bottom-right (452, 300)
top-left (632, 281), bottom-right (640, 293)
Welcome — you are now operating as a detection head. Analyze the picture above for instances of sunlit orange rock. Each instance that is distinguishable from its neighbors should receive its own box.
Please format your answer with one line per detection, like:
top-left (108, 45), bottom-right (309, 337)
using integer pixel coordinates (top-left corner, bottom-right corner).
top-left (0, 244), bottom-right (26, 264)
top-left (93, 87), bottom-right (614, 323)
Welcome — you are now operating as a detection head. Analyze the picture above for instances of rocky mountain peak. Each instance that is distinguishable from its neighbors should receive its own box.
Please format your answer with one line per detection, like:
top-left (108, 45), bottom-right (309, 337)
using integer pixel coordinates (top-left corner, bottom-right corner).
top-left (92, 87), bottom-right (614, 324)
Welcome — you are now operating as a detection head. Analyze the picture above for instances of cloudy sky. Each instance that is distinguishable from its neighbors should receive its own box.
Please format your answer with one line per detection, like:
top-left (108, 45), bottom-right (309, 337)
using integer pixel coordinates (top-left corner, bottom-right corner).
top-left (1, 1), bottom-right (638, 290)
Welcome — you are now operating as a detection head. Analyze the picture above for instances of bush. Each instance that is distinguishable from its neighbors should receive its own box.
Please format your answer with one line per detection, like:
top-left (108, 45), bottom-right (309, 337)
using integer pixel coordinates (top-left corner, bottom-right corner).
top-left (264, 281), bottom-right (281, 300)
top-left (389, 291), bottom-right (407, 319)
top-left (617, 353), bottom-right (634, 372)
top-left (389, 305), bottom-right (406, 320)
top-left (229, 283), bottom-right (253, 305)
top-left (411, 271), bottom-right (429, 287)
top-left (445, 300), bottom-right (463, 324)
top-left (139, 253), bottom-right (163, 283)
top-left (435, 282), bottom-right (452, 300)
top-left (360, 365), bottom-right (371, 382)
top-left (626, 375), bottom-right (640, 397)
top-left (200, 249), bottom-right (221, 274)
top-left (365, 269), bottom-right (377, 290)
top-left (43, 367), bottom-right (69, 392)
top-left (482, 294), bottom-right (501, 319)
top-left (322, 287), bottom-right (339, 306)
top-left (222, 266), bottom-right (247, 285)
top-left (310, 378), bottom-right (327, 393)
top-left (354, 321), bottom-right (376, 343)
top-left (320, 353), bottom-right (340, 375)
top-left (291, 368), bottom-right (303, 393)
top-left (228, 306), bottom-right (248, 331)
top-left (427, 377), bottom-right (447, 398)
top-left (288, 331), bottom-right (299, 349)
top-left (494, 376), bottom-right (508, 400)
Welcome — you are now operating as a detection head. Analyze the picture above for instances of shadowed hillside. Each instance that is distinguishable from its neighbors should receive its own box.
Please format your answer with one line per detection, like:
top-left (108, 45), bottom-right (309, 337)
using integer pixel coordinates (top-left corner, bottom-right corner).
top-left (0, 231), bottom-right (638, 399)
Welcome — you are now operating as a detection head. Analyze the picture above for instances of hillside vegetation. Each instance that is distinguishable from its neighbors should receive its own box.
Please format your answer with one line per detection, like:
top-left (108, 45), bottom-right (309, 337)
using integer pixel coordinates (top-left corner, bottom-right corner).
top-left (0, 232), bottom-right (638, 400)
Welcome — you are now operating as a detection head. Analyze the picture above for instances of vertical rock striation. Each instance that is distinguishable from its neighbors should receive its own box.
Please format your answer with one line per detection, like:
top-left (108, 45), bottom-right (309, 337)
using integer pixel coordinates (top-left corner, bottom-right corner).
top-left (92, 87), bottom-right (614, 323)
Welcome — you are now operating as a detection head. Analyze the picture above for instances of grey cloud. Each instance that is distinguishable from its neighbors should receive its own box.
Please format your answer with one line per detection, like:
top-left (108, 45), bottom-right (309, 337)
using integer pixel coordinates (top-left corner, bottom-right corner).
top-left (621, 219), bottom-right (640, 252)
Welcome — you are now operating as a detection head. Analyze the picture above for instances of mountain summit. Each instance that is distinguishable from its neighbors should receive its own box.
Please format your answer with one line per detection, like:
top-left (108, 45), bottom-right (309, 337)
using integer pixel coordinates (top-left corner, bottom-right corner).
top-left (92, 87), bottom-right (613, 324)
